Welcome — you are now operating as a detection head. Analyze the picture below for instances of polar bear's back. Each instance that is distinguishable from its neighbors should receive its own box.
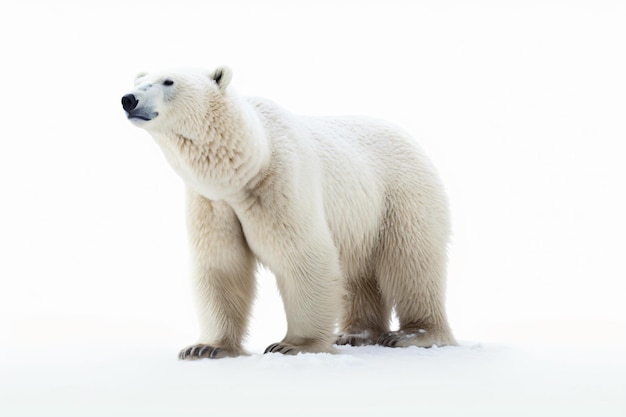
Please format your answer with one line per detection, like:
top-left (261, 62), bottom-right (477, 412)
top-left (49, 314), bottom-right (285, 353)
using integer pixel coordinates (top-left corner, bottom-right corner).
top-left (312, 114), bottom-right (448, 222)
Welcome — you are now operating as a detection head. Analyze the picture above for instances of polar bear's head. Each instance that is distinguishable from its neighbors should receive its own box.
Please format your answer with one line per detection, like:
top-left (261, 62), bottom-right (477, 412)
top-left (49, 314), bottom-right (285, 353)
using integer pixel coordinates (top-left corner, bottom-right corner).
top-left (121, 66), bottom-right (269, 199)
top-left (121, 66), bottom-right (233, 133)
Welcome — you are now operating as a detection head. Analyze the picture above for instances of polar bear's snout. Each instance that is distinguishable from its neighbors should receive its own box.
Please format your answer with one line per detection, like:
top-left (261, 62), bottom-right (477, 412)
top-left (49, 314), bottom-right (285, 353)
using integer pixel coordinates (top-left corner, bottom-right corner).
top-left (121, 93), bottom-right (159, 122)
top-left (121, 94), bottom-right (138, 112)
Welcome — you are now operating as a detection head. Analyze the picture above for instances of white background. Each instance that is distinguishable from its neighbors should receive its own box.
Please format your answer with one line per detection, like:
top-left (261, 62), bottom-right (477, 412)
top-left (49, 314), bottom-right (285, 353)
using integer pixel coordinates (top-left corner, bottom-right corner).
top-left (1, 1), bottom-right (625, 416)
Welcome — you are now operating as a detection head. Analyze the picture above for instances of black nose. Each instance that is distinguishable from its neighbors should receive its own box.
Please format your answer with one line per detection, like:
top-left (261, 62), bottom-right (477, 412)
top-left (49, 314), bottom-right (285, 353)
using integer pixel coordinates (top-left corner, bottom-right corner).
top-left (121, 94), bottom-right (138, 112)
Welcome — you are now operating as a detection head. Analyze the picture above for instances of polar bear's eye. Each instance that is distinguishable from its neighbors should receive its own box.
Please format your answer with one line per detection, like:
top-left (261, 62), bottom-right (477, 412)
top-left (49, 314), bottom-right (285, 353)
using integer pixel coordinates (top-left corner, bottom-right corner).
top-left (163, 79), bottom-right (174, 86)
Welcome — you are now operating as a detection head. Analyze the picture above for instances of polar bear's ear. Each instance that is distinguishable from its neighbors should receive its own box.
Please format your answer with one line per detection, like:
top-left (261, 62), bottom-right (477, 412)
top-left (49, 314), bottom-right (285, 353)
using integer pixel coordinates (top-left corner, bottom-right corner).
top-left (134, 71), bottom-right (148, 86)
top-left (209, 66), bottom-right (233, 91)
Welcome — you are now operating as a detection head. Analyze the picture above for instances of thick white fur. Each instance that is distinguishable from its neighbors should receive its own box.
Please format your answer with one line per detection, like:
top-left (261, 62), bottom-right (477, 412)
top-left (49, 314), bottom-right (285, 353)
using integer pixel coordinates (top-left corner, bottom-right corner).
top-left (124, 67), bottom-right (456, 358)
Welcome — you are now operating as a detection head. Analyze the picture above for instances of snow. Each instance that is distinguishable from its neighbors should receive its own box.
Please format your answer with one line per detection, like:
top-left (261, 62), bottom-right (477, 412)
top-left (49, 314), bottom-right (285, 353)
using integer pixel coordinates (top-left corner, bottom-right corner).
top-left (2, 282), bottom-right (625, 417)
top-left (2, 328), bottom-right (625, 417)
top-left (1, 1), bottom-right (626, 416)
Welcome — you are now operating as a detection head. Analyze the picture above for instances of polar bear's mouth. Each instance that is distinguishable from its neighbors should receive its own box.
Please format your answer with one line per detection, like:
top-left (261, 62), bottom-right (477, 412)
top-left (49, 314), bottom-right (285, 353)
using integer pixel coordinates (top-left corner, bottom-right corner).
top-left (127, 111), bottom-right (159, 121)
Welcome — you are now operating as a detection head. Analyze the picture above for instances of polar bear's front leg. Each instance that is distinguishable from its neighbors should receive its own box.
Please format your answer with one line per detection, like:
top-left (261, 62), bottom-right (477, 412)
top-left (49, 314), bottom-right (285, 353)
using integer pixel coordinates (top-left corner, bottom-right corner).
top-left (262, 226), bottom-right (344, 355)
top-left (180, 189), bottom-right (256, 360)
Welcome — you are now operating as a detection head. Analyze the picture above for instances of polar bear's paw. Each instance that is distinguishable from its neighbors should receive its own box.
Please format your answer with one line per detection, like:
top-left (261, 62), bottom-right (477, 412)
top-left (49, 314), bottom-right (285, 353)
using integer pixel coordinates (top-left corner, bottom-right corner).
top-left (335, 330), bottom-right (378, 346)
top-left (264, 342), bottom-right (300, 355)
top-left (264, 341), bottom-right (335, 355)
top-left (377, 329), bottom-right (454, 348)
top-left (178, 344), bottom-right (241, 360)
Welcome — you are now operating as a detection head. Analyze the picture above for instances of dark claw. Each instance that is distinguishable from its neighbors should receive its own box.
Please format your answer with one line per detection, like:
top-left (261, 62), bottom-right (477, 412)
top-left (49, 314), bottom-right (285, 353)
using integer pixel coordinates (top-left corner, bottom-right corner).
top-left (377, 332), bottom-right (396, 347)
top-left (181, 347), bottom-right (193, 359)
top-left (264, 343), bottom-right (280, 354)
top-left (209, 347), bottom-right (222, 358)
top-left (179, 344), bottom-right (233, 360)
top-left (336, 331), bottom-right (378, 347)
top-left (378, 330), bottom-right (419, 347)
top-left (264, 343), bottom-right (296, 354)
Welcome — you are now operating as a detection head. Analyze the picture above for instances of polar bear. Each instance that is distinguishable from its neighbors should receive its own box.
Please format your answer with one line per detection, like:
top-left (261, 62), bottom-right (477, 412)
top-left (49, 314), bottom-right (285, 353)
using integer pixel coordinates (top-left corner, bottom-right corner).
top-left (121, 67), bottom-right (456, 359)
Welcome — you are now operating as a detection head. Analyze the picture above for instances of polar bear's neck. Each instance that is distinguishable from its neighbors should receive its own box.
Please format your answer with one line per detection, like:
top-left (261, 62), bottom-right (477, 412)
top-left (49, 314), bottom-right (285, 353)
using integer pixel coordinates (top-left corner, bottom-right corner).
top-left (154, 93), bottom-right (270, 201)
